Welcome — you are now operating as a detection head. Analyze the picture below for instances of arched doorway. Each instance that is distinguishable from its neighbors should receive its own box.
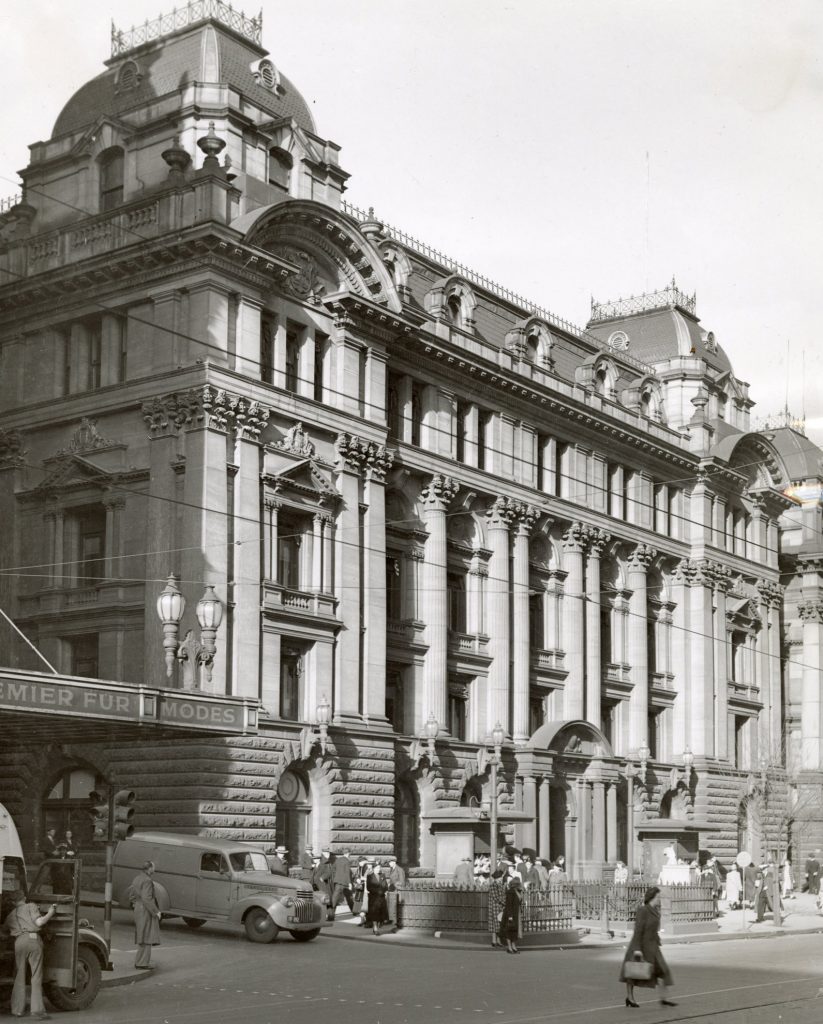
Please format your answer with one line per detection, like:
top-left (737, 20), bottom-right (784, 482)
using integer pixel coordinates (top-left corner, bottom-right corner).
top-left (394, 781), bottom-right (419, 867)
top-left (43, 764), bottom-right (102, 850)
top-left (275, 768), bottom-right (312, 860)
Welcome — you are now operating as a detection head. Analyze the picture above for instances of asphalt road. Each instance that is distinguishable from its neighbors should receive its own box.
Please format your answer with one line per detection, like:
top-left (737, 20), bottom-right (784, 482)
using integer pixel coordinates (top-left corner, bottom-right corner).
top-left (53, 908), bottom-right (823, 1024)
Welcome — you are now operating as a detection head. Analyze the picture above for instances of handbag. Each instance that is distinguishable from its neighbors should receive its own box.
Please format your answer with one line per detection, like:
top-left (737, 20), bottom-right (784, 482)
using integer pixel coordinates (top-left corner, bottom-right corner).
top-left (623, 952), bottom-right (654, 981)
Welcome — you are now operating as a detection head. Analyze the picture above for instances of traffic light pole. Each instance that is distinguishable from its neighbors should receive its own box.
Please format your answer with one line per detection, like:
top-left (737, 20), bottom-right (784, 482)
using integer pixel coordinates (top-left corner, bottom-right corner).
top-left (103, 788), bottom-right (115, 963)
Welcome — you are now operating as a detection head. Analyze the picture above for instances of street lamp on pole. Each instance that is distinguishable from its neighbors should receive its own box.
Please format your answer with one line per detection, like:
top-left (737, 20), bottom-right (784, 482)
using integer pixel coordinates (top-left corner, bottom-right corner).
top-left (625, 761), bottom-right (636, 878)
top-left (489, 722), bottom-right (505, 871)
top-left (156, 573), bottom-right (185, 678)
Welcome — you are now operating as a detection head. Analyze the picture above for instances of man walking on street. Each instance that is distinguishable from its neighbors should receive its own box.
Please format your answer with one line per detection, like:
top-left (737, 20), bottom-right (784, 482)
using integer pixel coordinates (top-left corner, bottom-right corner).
top-left (331, 849), bottom-right (355, 916)
top-left (805, 850), bottom-right (821, 895)
top-left (128, 860), bottom-right (161, 969)
top-left (3, 890), bottom-right (57, 1020)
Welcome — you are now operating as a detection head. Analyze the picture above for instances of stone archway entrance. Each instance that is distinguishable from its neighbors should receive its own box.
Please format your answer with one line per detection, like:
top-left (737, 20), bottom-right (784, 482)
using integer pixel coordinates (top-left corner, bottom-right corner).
top-left (275, 767), bottom-right (312, 860)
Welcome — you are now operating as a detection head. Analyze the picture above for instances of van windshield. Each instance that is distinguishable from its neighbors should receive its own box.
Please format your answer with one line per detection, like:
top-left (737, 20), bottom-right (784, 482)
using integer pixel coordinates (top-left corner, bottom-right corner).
top-left (229, 851), bottom-right (270, 873)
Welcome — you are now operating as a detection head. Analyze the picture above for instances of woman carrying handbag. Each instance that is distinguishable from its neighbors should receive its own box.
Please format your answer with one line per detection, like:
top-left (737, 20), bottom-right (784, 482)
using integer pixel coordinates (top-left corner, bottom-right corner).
top-left (619, 886), bottom-right (676, 1007)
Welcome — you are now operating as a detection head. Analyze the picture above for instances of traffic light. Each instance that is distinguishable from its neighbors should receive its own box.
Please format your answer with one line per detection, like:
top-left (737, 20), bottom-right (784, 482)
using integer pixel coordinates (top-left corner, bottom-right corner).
top-left (112, 790), bottom-right (135, 841)
top-left (88, 790), bottom-right (109, 843)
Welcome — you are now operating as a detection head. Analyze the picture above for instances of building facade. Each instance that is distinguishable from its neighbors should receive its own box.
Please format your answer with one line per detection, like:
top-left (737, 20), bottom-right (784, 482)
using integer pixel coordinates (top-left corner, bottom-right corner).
top-left (1, 5), bottom-right (822, 875)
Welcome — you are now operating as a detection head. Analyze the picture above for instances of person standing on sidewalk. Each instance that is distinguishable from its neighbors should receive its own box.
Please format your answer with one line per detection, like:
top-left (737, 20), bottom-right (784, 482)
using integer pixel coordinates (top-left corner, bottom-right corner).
top-left (365, 862), bottom-right (390, 936)
top-left (500, 875), bottom-right (523, 954)
top-left (331, 850), bottom-right (355, 917)
top-left (805, 851), bottom-right (820, 894)
top-left (127, 860), bottom-right (161, 969)
top-left (3, 890), bottom-right (57, 1020)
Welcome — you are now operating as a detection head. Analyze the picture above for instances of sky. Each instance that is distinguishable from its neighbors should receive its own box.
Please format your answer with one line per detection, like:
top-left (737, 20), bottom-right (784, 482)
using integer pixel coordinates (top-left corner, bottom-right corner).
top-left (1, 0), bottom-right (821, 441)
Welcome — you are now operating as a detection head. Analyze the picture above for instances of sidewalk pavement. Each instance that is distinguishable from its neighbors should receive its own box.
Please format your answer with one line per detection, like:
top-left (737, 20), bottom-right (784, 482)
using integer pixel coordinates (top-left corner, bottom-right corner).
top-left (320, 891), bottom-right (823, 952)
top-left (80, 889), bottom-right (823, 954)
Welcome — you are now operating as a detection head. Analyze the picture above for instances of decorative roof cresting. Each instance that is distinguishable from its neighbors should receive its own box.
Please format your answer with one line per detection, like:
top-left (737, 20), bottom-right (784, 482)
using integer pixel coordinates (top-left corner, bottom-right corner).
top-left (111, 1), bottom-right (263, 58)
top-left (590, 277), bottom-right (697, 322)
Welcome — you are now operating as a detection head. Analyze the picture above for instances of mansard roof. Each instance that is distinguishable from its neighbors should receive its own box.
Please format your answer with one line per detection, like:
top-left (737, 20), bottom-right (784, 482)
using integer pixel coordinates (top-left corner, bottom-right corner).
top-left (52, 20), bottom-right (315, 140)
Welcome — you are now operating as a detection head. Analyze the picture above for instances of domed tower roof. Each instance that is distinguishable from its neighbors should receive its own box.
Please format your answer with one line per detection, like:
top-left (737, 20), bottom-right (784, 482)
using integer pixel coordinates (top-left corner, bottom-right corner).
top-left (52, 8), bottom-right (316, 139)
top-left (586, 280), bottom-right (733, 375)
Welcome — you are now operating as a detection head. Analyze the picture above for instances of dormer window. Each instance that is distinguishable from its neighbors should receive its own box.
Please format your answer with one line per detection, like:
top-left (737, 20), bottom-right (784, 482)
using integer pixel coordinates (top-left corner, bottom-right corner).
top-left (251, 58), bottom-right (283, 93)
top-left (446, 295), bottom-right (463, 327)
top-left (99, 147), bottom-right (124, 212)
top-left (116, 60), bottom-right (141, 93)
top-left (268, 146), bottom-right (293, 192)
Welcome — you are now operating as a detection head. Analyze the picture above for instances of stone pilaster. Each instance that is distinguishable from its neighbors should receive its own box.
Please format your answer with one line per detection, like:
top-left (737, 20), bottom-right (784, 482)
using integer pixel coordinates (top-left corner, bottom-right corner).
top-left (421, 474), bottom-right (458, 733)
top-left (513, 504), bottom-right (539, 742)
top-left (561, 522), bottom-right (587, 720)
top-left (363, 444), bottom-right (395, 722)
top-left (688, 559), bottom-right (716, 756)
top-left (798, 597), bottom-right (823, 770)
top-left (712, 564), bottom-right (733, 760)
top-left (627, 544), bottom-right (656, 753)
top-left (585, 529), bottom-right (610, 729)
top-left (486, 496), bottom-right (515, 736)
top-left (670, 560), bottom-right (690, 758)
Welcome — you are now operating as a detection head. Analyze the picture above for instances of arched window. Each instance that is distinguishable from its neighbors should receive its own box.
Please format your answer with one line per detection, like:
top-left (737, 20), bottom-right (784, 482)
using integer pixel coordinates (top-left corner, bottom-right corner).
top-left (99, 147), bottom-right (124, 212)
top-left (275, 768), bottom-right (312, 861)
top-left (43, 765), bottom-right (102, 850)
top-left (394, 781), bottom-right (419, 867)
top-left (446, 295), bottom-right (463, 327)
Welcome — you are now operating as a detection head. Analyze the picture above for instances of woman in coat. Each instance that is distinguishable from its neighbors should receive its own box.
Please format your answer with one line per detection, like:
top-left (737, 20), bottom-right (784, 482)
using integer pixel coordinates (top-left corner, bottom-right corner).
top-left (619, 886), bottom-right (676, 1008)
top-left (365, 862), bottom-right (390, 935)
top-left (499, 875), bottom-right (523, 954)
top-left (127, 860), bottom-right (161, 969)
top-left (488, 868), bottom-right (507, 947)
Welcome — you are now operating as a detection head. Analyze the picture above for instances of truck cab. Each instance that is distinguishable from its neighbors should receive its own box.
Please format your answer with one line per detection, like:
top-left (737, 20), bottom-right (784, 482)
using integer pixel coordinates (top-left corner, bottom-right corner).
top-left (0, 804), bottom-right (109, 1011)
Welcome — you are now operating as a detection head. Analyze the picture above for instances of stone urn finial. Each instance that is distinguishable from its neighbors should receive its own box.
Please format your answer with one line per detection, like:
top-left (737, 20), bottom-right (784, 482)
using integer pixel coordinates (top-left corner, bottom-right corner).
top-left (197, 121), bottom-right (226, 168)
top-left (161, 136), bottom-right (192, 179)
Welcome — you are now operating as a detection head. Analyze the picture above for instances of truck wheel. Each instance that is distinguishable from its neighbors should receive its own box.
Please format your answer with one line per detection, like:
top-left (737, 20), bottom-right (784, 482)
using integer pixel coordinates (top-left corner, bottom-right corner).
top-left (289, 928), bottom-right (321, 942)
top-left (244, 908), bottom-right (279, 943)
top-left (46, 944), bottom-right (102, 1011)
top-left (183, 917), bottom-right (206, 929)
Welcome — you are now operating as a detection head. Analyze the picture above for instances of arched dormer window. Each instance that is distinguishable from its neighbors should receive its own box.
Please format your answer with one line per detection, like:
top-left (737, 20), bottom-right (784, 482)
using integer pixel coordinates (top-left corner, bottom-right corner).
top-left (268, 146), bottom-right (293, 192)
top-left (591, 358), bottom-right (618, 400)
top-left (446, 295), bottom-right (463, 326)
top-left (639, 381), bottom-right (664, 422)
top-left (99, 147), bottom-right (124, 212)
top-left (427, 277), bottom-right (477, 332)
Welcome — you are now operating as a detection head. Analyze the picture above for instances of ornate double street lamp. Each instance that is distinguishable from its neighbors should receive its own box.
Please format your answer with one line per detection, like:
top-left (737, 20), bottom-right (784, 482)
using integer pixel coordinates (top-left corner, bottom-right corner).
top-left (301, 694), bottom-right (332, 758)
top-left (488, 722), bottom-right (505, 871)
top-left (155, 573), bottom-right (225, 689)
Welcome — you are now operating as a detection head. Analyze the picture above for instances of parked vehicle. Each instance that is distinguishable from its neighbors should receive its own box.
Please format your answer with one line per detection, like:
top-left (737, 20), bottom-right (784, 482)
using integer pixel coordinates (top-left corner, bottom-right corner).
top-left (0, 803), bottom-right (109, 1011)
top-left (112, 832), bottom-right (328, 943)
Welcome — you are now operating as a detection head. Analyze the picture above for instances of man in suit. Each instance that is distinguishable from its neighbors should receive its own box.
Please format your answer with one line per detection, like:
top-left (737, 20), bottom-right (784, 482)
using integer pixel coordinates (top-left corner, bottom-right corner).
top-left (805, 850), bottom-right (821, 895)
top-left (298, 845), bottom-right (314, 880)
top-left (267, 846), bottom-right (289, 876)
top-left (386, 855), bottom-right (405, 928)
top-left (331, 849), bottom-right (355, 916)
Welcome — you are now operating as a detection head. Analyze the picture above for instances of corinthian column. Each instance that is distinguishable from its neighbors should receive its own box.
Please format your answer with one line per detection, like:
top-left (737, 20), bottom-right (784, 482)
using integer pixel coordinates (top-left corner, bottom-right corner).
top-left (421, 474), bottom-right (458, 733)
top-left (562, 523), bottom-right (587, 720)
top-left (486, 497), bottom-right (514, 736)
top-left (364, 444), bottom-right (395, 721)
top-left (585, 529), bottom-right (610, 729)
top-left (627, 544), bottom-right (656, 753)
top-left (513, 505), bottom-right (539, 742)
top-left (799, 596), bottom-right (823, 770)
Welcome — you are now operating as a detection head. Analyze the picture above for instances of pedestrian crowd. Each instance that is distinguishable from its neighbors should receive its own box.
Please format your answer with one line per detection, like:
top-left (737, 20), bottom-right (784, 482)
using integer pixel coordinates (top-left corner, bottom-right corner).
top-left (266, 845), bottom-right (406, 936)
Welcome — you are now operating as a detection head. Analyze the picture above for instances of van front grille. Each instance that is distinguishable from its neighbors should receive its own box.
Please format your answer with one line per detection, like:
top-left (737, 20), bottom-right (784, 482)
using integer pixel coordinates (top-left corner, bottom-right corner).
top-left (291, 896), bottom-right (319, 923)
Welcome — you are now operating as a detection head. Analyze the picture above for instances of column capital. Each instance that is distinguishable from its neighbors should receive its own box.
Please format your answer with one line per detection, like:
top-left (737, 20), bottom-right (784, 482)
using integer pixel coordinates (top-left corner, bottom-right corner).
top-left (420, 473), bottom-right (459, 512)
top-left (486, 495), bottom-right (518, 529)
top-left (798, 599), bottom-right (823, 624)
top-left (756, 579), bottom-right (784, 608)
top-left (101, 493), bottom-right (126, 510)
top-left (561, 521), bottom-right (588, 552)
top-left (513, 502), bottom-right (540, 534)
top-left (586, 528), bottom-right (611, 559)
top-left (334, 432), bottom-right (395, 480)
top-left (0, 428), bottom-right (27, 471)
top-left (142, 386), bottom-right (270, 436)
top-left (231, 397), bottom-right (270, 441)
top-left (627, 544), bottom-right (657, 572)
top-left (365, 444), bottom-right (395, 483)
top-left (263, 497), bottom-right (281, 513)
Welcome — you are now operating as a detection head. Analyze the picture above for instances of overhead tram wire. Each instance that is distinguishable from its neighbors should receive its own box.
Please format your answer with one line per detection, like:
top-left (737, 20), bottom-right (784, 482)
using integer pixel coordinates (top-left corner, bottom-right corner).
top-left (0, 175), bottom-right (818, 550)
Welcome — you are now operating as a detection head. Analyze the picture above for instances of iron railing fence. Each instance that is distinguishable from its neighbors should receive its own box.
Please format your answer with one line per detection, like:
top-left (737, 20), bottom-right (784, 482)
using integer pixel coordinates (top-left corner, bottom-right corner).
top-left (111, 1), bottom-right (262, 56)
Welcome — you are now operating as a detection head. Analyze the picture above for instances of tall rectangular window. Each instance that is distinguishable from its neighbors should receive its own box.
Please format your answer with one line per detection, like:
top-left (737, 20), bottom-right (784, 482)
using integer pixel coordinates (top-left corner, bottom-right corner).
top-left (447, 571), bottom-right (467, 633)
top-left (734, 715), bottom-right (747, 768)
top-left (448, 686), bottom-right (467, 741)
top-left (386, 556), bottom-right (403, 621)
top-left (285, 325), bottom-right (299, 393)
top-left (117, 316), bottom-right (128, 383)
top-left (69, 634), bottom-right (99, 678)
top-left (88, 321), bottom-right (102, 390)
top-left (261, 316), bottom-right (275, 384)
top-left (478, 410), bottom-right (491, 471)
top-left (455, 401), bottom-right (468, 463)
top-left (385, 669), bottom-right (405, 733)
top-left (77, 507), bottom-right (106, 583)
top-left (411, 383), bottom-right (422, 447)
top-left (278, 519), bottom-right (301, 590)
top-left (314, 332), bottom-right (328, 403)
top-left (280, 654), bottom-right (301, 721)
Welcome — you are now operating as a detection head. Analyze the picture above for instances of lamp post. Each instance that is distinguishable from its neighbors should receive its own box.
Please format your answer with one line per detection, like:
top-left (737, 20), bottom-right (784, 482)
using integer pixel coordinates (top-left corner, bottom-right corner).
top-left (316, 693), bottom-right (331, 755)
top-left (195, 585), bottom-right (224, 684)
top-left (489, 722), bottom-right (505, 871)
top-left (625, 761), bottom-right (636, 878)
top-left (424, 713), bottom-right (439, 763)
top-left (759, 752), bottom-right (781, 925)
top-left (156, 573), bottom-right (185, 679)
top-left (682, 746), bottom-right (694, 781)
top-left (638, 740), bottom-right (650, 780)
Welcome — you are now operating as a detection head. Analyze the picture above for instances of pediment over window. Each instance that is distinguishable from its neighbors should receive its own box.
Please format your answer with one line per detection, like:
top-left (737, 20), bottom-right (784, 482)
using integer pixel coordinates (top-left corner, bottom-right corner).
top-left (24, 454), bottom-right (122, 500)
top-left (523, 719), bottom-right (612, 757)
top-left (263, 450), bottom-right (337, 506)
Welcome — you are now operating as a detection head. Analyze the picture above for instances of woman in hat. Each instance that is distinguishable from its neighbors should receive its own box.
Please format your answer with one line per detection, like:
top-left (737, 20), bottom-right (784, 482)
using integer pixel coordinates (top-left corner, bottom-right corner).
top-left (365, 861), bottom-right (390, 936)
top-left (619, 886), bottom-right (676, 1008)
top-left (499, 875), bottom-right (524, 954)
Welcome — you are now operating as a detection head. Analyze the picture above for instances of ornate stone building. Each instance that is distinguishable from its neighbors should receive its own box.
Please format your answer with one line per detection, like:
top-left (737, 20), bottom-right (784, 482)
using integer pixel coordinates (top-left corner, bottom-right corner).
top-left (1, 4), bottom-right (821, 875)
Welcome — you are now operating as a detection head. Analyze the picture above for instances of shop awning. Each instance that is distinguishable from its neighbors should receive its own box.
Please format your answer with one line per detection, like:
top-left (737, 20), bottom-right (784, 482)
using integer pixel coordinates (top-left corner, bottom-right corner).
top-left (0, 667), bottom-right (258, 742)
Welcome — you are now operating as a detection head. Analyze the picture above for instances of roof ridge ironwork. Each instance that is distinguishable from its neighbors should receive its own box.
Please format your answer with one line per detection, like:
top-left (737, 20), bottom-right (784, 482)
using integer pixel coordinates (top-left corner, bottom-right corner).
top-left (111, 0), bottom-right (263, 58)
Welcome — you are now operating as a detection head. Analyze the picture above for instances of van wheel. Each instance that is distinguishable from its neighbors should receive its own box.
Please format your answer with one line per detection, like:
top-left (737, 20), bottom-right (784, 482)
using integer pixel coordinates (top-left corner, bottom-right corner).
top-left (46, 944), bottom-right (102, 1011)
top-left (183, 917), bottom-right (206, 929)
top-left (244, 908), bottom-right (279, 943)
top-left (289, 928), bottom-right (321, 942)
